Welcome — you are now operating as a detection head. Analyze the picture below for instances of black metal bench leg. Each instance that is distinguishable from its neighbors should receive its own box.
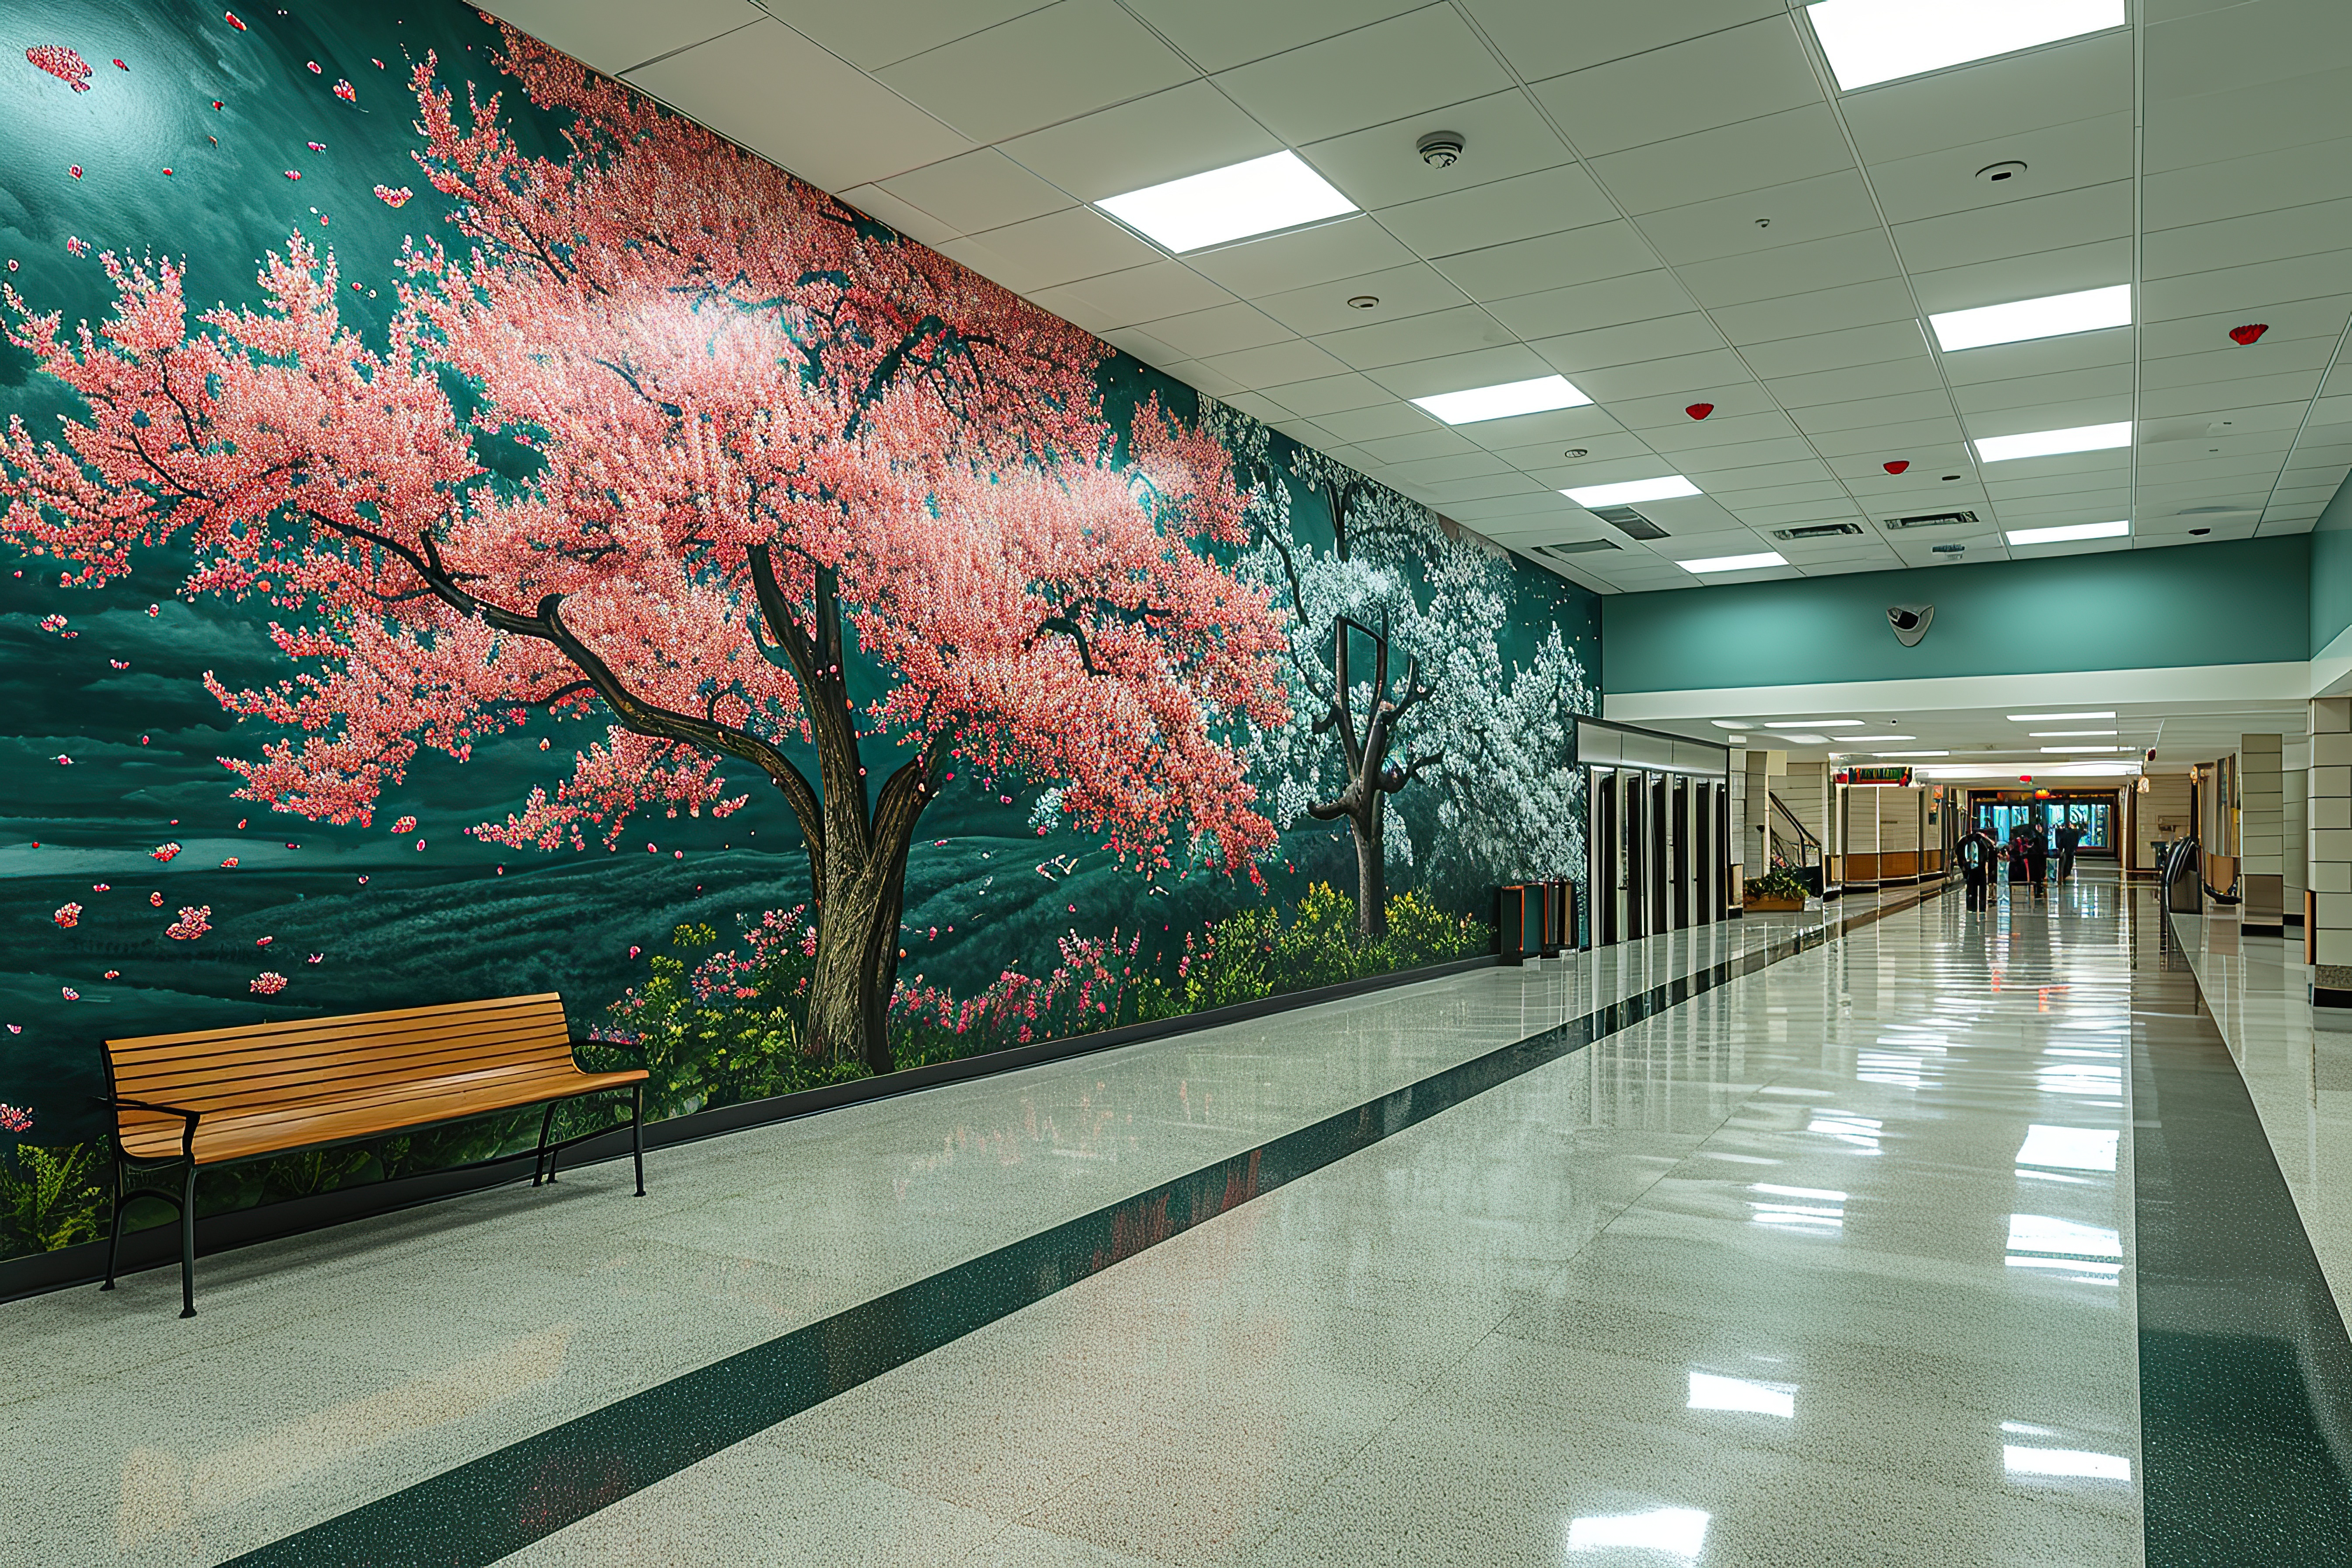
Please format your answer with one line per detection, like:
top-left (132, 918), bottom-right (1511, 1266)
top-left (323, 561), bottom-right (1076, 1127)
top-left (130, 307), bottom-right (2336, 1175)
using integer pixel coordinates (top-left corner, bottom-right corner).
top-left (178, 1164), bottom-right (198, 1319)
top-left (533, 1101), bottom-right (559, 1187)
top-left (632, 1084), bottom-right (645, 1197)
top-left (99, 1152), bottom-right (126, 1292)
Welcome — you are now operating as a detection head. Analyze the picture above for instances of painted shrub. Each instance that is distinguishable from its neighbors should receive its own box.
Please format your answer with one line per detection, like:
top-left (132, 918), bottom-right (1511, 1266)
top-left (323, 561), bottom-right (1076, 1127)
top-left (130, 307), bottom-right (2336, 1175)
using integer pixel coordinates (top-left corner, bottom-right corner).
top-left (0, 3), bottom-right (1599, 1257)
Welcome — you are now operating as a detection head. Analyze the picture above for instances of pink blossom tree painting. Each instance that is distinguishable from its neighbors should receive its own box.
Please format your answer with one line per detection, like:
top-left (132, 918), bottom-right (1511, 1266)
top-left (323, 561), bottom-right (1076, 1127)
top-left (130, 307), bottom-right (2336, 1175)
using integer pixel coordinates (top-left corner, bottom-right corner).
top-left (0, 28), bottom-right (1288, 1075)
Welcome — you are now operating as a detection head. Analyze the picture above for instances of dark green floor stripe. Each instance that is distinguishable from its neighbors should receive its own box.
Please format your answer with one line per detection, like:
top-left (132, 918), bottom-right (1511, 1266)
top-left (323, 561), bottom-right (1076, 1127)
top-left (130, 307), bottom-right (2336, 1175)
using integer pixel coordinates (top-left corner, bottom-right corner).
top-left (228, 889), bottom-right (1939, 1568)
top-left (2138, 908), bottom-right (2352, 1564)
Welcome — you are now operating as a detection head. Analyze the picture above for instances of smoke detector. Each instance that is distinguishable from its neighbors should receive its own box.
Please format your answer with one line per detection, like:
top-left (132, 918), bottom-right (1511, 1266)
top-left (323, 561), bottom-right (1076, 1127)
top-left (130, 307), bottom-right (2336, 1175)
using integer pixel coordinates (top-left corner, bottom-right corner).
top-left (1416, 130), bottom-right (1465, 167)
top-left (1976, 160), bottom-right (2027, 184)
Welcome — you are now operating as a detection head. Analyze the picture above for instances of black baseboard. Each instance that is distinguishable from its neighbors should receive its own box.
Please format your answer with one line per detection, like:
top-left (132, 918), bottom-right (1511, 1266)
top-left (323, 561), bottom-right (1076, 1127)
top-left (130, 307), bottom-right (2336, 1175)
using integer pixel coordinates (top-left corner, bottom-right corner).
top-left (0, 952), bottom-right (1498, 1306)
top-left (2241, 922), bottom-right (2286, 938)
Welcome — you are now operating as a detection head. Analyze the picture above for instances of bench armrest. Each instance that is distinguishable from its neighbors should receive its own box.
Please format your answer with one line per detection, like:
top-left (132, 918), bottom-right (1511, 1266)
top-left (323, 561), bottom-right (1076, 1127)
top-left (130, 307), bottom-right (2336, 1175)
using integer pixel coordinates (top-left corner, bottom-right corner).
top-left (93, 1095), bottom-right (202, 1161)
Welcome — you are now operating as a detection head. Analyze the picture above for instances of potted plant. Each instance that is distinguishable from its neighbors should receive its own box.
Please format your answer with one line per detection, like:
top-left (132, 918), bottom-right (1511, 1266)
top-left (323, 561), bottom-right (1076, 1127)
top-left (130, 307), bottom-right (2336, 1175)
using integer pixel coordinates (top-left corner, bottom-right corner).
top-left (1744, 868), bottom-right (1812, 912)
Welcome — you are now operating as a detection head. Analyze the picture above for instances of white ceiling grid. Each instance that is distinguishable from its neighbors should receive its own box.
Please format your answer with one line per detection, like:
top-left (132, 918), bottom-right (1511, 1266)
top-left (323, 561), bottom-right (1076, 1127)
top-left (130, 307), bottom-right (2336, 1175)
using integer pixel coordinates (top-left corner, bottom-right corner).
top-left (482, 0), bottom-right (2352, 595)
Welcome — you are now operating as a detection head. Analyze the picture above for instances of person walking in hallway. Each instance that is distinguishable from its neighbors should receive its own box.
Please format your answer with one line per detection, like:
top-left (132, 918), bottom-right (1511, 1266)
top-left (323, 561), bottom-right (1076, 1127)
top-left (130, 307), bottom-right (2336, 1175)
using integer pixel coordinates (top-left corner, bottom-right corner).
top-left (2007, 826), bottom-right (2032, 902)
top-left (2056, 819), bottom-right (2084, 882)
top-left (1960, 822), bottom-right (1993, 911)
top-left (2026, 818), bottom-right (2051, 901)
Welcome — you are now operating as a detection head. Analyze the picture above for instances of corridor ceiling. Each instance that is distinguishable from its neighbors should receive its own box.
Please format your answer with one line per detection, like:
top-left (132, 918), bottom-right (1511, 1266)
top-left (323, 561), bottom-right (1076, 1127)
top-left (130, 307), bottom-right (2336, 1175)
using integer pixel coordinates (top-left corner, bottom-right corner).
top-left (486, 0), bottom-right (2352, 594)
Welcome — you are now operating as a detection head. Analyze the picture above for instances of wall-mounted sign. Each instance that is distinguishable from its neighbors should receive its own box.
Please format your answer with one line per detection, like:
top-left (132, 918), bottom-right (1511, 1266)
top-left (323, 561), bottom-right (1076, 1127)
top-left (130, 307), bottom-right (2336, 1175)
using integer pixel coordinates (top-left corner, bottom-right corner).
top-left (1835, 765), bottom-right (1915, 787)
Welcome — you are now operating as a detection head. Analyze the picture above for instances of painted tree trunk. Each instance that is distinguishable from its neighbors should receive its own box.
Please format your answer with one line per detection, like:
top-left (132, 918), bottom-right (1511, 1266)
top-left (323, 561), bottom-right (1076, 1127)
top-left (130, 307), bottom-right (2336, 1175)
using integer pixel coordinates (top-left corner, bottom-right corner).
top-left (805, 856), bottom-right (904, 1078)
top-left (1351, 802), bottom-right (1388, 938)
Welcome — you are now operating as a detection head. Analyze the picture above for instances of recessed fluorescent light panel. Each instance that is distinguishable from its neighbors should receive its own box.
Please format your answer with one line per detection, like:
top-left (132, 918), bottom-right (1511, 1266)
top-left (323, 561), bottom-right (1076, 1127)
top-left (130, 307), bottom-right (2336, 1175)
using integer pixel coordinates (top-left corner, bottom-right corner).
top-left (1974, 424), bottom-right (2132, 464)
top-left (1711, 720), bottom-right (1762, 730)
top-left (2007, 520), bottom-right (2131, 546)
top-left (1930, 285), bottom-right (2132, 352)
top-left (1807, 0), bottom-right (2127, 91)
top-left (1095, 150), bottom-right (1357, 254)
top-left (1765, 720), bottom-right (1862, 729)
top-left (1875, 750), bottom-right (1949, 757)
top-left (2009, 711), bottom-right (2114, 722)
top-left (1845, 734), bottom-right (1915, 742)
top-left (1565, 475), bottom-right (1702, 508)
top-left (1778, 734), bottom-right (1832, 745)
top-left (2044, 745), bottom-right (2125, 753)
top-left (1678, 551), bottom-right (1786, 574)
top-left (2029, 730), bottom-right (2117, 738)
top-left (1414, 374), bottom-right (1591, 426)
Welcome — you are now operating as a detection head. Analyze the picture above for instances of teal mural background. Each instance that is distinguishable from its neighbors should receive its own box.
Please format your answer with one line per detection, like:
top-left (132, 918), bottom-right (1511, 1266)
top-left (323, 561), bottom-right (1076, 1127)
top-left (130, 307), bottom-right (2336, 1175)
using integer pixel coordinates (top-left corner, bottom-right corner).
top-left (0, 1), bottom-right (1598, 1256)
top-left (1603, 536), bottom-right (2307, 693)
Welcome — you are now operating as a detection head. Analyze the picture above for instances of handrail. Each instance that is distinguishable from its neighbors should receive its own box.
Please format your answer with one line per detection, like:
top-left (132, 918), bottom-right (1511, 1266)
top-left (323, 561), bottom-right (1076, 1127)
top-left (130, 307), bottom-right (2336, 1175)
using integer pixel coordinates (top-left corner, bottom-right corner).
top-left (1767, 792), bottom-right (1822, 870)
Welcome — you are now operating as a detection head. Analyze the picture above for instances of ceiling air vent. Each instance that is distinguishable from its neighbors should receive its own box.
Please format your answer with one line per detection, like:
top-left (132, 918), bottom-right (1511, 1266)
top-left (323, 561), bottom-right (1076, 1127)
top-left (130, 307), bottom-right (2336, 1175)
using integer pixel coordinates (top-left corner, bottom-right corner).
top-left (1532, 538), bottom-right (1622, 561)
top-left (1769, 521), bottom-right (1864, 541)
top-left (1589, 504), bottom-right (1669, 541)
top-left (1880, 510), bottom-right (1978, 531)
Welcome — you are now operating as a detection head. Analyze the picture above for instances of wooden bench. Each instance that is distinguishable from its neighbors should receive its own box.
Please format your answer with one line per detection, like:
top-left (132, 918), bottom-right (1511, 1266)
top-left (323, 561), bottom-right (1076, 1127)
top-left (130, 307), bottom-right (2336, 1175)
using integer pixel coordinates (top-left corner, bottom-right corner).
top-left (100, 993), bottom-right (648, 1316)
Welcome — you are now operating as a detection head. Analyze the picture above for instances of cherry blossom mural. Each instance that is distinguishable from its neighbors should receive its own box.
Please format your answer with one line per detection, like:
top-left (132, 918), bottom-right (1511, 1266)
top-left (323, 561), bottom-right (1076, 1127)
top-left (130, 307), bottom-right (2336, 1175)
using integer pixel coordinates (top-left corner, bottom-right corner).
top-left (0, 0), bottom-right (1598, 1258)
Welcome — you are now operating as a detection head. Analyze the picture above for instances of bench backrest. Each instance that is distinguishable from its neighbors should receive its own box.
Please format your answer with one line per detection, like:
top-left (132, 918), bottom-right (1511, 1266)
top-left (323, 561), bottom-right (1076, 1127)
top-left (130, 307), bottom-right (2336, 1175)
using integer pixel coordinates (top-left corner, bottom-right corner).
top-left (105, 993), bottom-right (579, 1118)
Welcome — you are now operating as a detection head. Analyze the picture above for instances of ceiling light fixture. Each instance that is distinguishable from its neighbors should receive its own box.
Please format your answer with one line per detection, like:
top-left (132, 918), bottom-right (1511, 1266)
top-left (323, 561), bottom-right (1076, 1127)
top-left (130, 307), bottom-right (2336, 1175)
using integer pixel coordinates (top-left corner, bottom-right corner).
top-left (1414, 374), bottom-right (1591, 425)
top-left (1929, 285), bottom-right (2131, 352)
top-left (1096, 150), bottom-right (1358, 255)
top-left (2043, 745), bottom-right (2125, 753)
top-left (1806, 0), bottom-right (2127, 92)
top-left (1974, 423), bottom-right (2132, 463)
top-left (2006, 520), bottom-right (2130, 545)
top-left (1764, 720), bottom-right (1863, 729)
top-left (1678, 551), bottom-right (1786, 574)
top-left (1844, 734), bottom-right (1916, 742)
top-left (1778, 733), bottom-right (1831, 745)
top-left (1710, 720), bottom-right (1761, 729)
top-left (1874, 750), bottom-right (1949, 757)
top-left (2029, 729), bottom-right (2117, 738)
top-left (2008, 711), bottom-right (2114, 721)
top-left (1566, 474), bottom-right (1702, 507)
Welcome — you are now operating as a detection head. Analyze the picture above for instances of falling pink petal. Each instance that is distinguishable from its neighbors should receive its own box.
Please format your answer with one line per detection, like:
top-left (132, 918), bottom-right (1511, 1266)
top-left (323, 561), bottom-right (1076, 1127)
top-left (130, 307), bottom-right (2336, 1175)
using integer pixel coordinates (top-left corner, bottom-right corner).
top-left (306, 141), bottom-right (325, 151)
top-left (26, 46), bottom-right (93, 92)
top-left (60, 987), bottom-right (78, 1001)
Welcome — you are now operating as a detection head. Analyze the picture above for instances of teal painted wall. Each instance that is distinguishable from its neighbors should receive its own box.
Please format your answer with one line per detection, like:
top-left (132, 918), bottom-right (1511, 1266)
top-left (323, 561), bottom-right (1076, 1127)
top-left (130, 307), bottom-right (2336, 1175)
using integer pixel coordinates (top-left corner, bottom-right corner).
top-left (2311, 476), bottom-right (2352, 657)
top-left (1603, 536), bottom-right (2309, 694)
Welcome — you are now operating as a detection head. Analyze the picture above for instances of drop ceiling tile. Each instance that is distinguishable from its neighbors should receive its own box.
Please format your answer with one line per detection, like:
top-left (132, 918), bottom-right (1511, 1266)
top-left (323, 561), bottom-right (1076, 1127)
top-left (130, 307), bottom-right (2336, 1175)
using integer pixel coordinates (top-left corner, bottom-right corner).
top-left (2143, 63), bottom-right (2352, 174)
top-left (1840, 32), bottom-right (2132, 164)
top-left (1447, 490), bottom-right (1588, 522)
top-left (1354, 429), bottom-right (1483, 464)
top-left (1890, 182), bottom-right (2134, 276)
top-left (1456, 0), bottom-right (1783, 83)
top-left (2140, 252), bottom-right (2352, 323)
top-left (2145, 199), bottom-right (2352, 284)
top-left (1161, 359), bottom-right (1247, 398)
top-left (1991, 491), bottom-right (2135, 519)
top-left (1951, 367), bottom-right (2135, 416)
top-left (1636, 171), bottom-right (1885, 268)
top-left (1431, 223), bottom-right (1659, 303)
top-left (1488, 433), bottom-right (1657, 471)
top-left (1120, 0), bottom-right (1427, 73)
top-left (2144, 336), bottom-right (2339, 391)
top-left (1303, 90), bottom-right (1576, 213)
top-left (1410, 472), bottom-right (1552, 504)
top-left (1671, 441), bottom-right (1831, 480)
top-left (875, 0), bottom-right (1195, 144)
top-left (1314, 305), bottom-right (1521, 371)
top-left (2144, 296), bottom-right (2352, 357)
top-left (481, 0), bottom-right (766, 75)
top-left (2145, 0), bottom-right (2352, 106)
top-left (1808, 418), bottom-right (1970, 459)
top-left (1974, 448), bottom-right (2131, 486)
top-left (1134, 302), bottom-right (1296, 359)
top-left (1314, 401), bottom-right (1449, 443)
top-left (1484, 272), bottom-right (1699, 344)
top-left (1676, 232), bottom-right (1904, 311)
top-left (1095, 326), bottom-right (1184, 364)
top-left (1253, 265), bottom-right (1474, 337)
top-left (1530, 16), bottom-right (1822, 158)
top-left (1711, 278), bottom-right (1922, 345)
top-left (1904, 240), bottom-right (2135, 316)
top-left (1361, 344), bottom-right (1562, 399)
top-left (1589, 105), bottom-right (1855, 217)
top-left (1864, 114), bottom-right (2135, 228)
top-left (1765, 358), bottom-right (1947, 410)
top-left (1376, 165), bottom-right (1618, 258)
top-left (880, 149), bottom-right (1072, 236)
top-left (1939, 329), bottom-right (2133, 386)
top-left (836, 183), bottom-right (963, 248)
top-left (626, 19), bottom-right (973, 191)
top-left (1789, 390), bottom-right (1958, 436)
top-left (1452, 404), bottom-right (1632, 451)
top-left (1377, 449), bottom-right (1519, 483)
top-left (1040, 261), bottom-right (1238, 328)
top-left (1527, 314), bottom-right (1730, 377)
top-left (962, 206), bottom-right (1164, 290)
top-left (1185, 217), bottom-right (1421, 297)
top-left (1256, 372), bottom-right (1398, 417)
top-left (2148, 136), bottom-right (2352, 230)
top-left (1740, 320), bottom-right (1933, 379)
top-left (998, 80), bottom-right (1281, 201)
top-left (1212, 7), bottom-right (1513, 146)
top-left (753, 0), bottom-right (1048, 70)
top-left (2142, 371), bottom-right (2328, 420)
top-left (1635, 410), bottom-right (1804, 448)
top-left (1197, 337), bottom-right (1353, 387)
top-left (1218, 390), bottom-right (1297, 424)
top-left (1731, 497), bottom-right (1868, 527)
top-left (1572, 350), bottom-right (1758, 405)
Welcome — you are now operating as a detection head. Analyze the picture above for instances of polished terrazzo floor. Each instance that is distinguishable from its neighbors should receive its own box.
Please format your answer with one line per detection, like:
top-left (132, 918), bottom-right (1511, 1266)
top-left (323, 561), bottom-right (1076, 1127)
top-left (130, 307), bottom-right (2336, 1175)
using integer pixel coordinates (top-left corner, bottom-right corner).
top-left (24, 872), bottom-right (2345, 1563)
